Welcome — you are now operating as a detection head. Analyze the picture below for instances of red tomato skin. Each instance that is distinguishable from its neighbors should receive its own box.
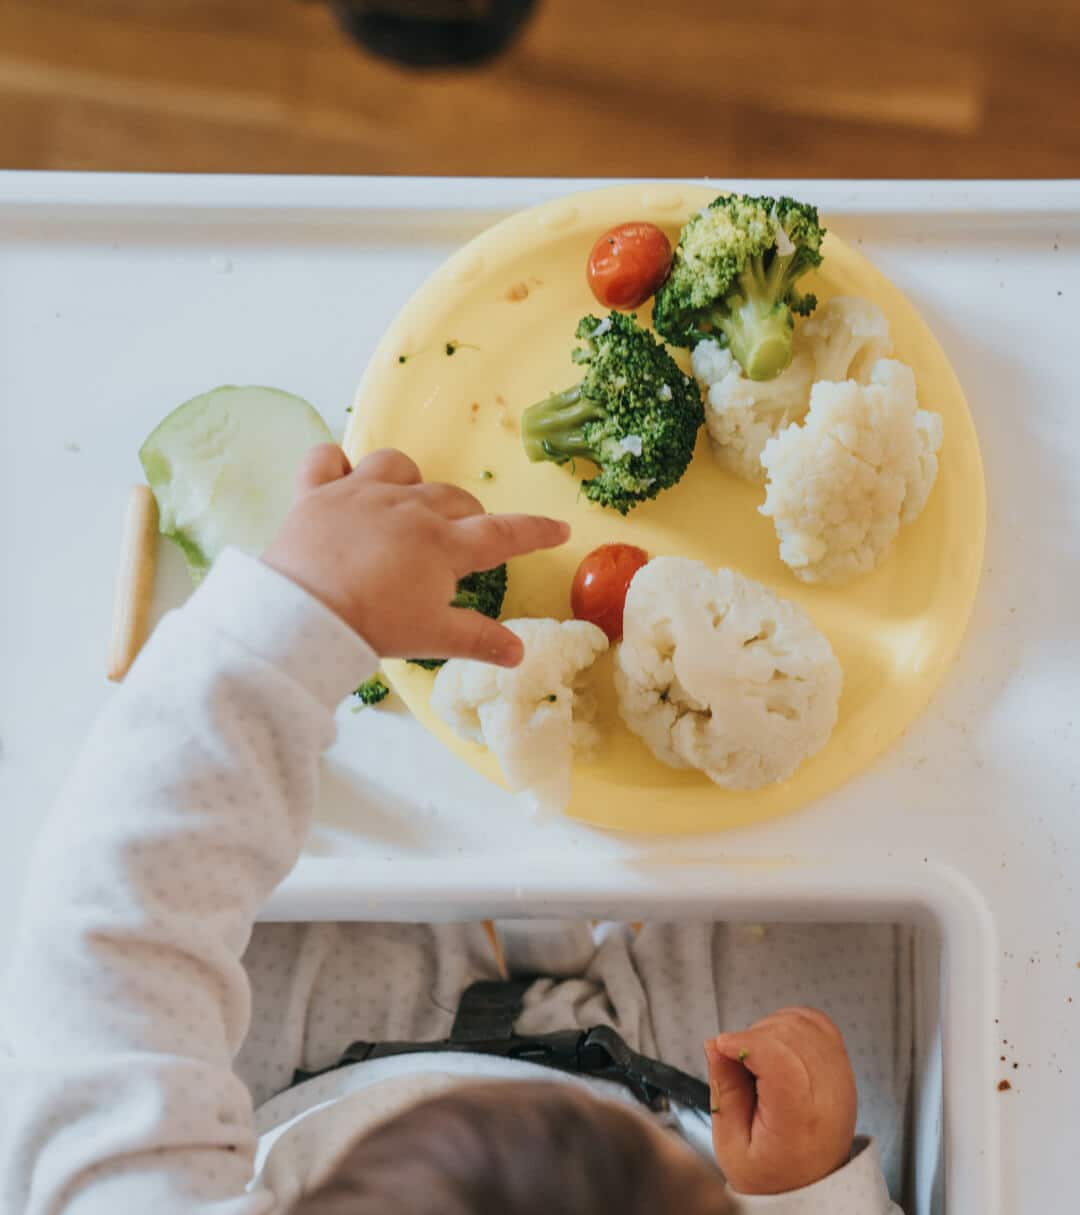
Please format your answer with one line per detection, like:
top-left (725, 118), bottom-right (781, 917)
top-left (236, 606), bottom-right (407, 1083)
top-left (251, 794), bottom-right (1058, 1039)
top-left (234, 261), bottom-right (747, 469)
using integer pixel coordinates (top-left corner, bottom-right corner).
top-left (571, 544), bottom-right (650, 642)
top-left (587, 223), bottom-right (673, 311)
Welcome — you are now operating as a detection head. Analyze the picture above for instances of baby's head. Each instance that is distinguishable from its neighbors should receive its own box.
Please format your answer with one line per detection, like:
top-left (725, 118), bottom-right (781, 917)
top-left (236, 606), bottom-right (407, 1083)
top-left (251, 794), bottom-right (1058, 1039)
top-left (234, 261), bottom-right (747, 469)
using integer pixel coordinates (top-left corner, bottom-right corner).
top-left (291, 1080), bottom-right (731, 1215)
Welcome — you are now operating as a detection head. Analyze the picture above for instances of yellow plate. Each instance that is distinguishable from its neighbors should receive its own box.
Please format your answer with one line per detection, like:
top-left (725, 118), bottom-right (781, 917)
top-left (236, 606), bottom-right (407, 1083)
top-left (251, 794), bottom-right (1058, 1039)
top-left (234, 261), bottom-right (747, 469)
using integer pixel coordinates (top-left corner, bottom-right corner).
top-left (345, 184), bottom-right (985, 834)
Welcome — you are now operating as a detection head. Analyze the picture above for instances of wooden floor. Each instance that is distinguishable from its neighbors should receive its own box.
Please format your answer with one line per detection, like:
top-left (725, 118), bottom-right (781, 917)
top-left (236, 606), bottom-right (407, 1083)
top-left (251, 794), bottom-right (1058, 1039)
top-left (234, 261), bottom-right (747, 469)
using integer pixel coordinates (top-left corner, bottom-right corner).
top-left (1, 0), bottom-right (1079, 178)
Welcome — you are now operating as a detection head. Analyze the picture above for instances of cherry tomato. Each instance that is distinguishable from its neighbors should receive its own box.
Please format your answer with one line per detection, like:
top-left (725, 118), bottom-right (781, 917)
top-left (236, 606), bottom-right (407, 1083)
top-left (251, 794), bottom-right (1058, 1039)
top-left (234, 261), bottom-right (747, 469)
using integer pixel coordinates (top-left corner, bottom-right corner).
top-left (587, 222), bottom-right (673, 311)
top-left (571, 544), bottom-right (650, 642)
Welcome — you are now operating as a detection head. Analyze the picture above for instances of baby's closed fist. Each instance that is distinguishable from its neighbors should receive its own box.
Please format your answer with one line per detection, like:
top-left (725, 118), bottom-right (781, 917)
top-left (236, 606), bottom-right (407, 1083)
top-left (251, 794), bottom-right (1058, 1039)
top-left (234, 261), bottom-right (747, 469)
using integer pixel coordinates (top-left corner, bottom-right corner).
top-left (263, 445), bottom-right (569, 666)
top-left (705, 1006), bottom-right (857, 1196)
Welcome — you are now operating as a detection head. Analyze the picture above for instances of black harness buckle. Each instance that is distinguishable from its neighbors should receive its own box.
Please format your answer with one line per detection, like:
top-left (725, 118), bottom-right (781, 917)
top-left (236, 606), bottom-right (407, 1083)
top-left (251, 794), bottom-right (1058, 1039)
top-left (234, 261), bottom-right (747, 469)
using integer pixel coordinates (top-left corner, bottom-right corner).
top-left (291, 978), bottom-right (710, 1115)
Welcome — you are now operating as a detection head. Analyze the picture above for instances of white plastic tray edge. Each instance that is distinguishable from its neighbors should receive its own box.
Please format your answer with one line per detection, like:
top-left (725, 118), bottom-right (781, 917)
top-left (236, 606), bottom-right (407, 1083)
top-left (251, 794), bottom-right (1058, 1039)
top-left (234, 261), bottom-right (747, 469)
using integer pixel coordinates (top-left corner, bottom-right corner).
top-left (1, 171), bottom-right (1078, 215)
top-left (267, 852), bottom-right (998, 1214)
top-left (8, 172), bottom-right (1074, 1213)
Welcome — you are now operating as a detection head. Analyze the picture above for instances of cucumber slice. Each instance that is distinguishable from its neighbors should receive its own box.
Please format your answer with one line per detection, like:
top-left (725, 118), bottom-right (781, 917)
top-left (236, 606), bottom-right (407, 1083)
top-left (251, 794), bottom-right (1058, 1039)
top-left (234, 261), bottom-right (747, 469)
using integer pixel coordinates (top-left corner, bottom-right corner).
top-left (139, 385), bottom-right (333, 583)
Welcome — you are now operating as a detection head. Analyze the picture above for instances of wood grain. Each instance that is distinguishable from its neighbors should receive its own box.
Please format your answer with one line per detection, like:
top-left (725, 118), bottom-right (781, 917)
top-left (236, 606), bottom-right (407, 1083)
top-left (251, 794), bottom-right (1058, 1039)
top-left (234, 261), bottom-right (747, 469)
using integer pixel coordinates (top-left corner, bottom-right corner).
top-left (0, 0), bottom-right (1077, 176)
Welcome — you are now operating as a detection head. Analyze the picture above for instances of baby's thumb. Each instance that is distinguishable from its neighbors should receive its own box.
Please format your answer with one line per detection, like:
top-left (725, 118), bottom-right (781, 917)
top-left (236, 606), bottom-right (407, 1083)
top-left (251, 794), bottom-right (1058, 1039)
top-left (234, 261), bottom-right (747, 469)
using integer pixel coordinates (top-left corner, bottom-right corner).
top-left (706, 1037), bottom-right (755, 1161)
top-left (297, 443), bottom-right (350, 492)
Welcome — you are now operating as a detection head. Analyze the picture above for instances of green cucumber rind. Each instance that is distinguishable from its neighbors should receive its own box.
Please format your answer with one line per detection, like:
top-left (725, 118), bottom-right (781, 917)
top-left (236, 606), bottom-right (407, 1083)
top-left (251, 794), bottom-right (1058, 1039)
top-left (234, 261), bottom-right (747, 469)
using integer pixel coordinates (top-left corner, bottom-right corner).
top-left (139, 384), bottom-right (333, 584)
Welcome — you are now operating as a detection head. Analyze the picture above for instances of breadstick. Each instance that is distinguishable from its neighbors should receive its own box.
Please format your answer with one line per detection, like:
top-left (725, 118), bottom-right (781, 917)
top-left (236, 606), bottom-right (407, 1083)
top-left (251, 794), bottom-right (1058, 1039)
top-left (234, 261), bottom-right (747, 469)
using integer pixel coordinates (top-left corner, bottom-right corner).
top-left (106, 485), bottom-right (159, 682)
top-left (483, 920), bottom-right (509, 980)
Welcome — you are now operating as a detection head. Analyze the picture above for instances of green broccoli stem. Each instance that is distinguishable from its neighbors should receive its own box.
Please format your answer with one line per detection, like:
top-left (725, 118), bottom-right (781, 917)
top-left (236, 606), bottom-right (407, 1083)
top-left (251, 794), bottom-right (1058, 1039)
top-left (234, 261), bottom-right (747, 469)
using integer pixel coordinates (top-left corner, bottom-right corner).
top-left (521, 385), bottom-right (605, 464)
top-left (716, 257), bottom-right (797, 382)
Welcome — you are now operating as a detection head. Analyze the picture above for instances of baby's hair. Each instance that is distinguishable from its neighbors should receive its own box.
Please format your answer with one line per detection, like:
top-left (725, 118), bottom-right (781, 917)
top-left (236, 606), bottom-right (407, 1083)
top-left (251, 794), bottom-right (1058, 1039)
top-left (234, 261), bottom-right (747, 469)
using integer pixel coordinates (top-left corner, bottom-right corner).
top-left (291, 1080), bottom-right (731, 1215)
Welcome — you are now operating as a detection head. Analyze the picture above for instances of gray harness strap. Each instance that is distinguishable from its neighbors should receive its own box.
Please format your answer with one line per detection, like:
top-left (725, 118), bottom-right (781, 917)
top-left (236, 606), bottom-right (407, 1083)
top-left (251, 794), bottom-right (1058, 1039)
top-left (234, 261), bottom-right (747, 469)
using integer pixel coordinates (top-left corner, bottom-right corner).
top-left (291, 978), bottom-right (711, 1115)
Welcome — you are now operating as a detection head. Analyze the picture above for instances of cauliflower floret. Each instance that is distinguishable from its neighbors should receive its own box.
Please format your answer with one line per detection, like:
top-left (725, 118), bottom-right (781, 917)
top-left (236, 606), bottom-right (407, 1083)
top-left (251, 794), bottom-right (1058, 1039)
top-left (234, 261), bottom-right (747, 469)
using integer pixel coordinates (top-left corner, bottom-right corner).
top-left (905, 408), bottom-right (946, 524)
top-left (430, 618), bottom-right (608, 813)
top-left (802, 296), bottom-right (892, 384)
top-left (760, 359), bottom-right (944, 584)
top-left (690, 298), bottom-right (892, 484)
top-left (692, 338), bottom-right (815, 483)
top-left (614, 557), bottom-right (842, 791)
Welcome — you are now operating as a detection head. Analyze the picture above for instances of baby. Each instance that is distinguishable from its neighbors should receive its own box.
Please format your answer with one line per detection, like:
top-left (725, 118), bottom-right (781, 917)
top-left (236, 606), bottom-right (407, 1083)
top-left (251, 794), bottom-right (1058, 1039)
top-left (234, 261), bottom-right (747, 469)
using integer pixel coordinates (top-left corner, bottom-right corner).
top-left (1, 445), bottom-right (903, 1214)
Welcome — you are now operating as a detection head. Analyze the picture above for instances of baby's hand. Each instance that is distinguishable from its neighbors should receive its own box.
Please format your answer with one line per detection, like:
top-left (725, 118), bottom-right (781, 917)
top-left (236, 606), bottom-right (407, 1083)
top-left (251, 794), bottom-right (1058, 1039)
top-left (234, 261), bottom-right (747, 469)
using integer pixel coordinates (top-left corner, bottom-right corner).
top-left (263, 445), bottom-right (569, 666)
top-left (705, 1006), bottom-right (857, 1196)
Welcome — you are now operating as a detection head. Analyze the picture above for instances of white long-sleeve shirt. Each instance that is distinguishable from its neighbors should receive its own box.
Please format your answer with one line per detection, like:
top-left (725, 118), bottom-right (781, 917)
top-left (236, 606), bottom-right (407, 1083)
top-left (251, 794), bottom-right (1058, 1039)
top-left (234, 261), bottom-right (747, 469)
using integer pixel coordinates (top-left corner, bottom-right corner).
top-left (1, 550), bottom-right (902, 1215)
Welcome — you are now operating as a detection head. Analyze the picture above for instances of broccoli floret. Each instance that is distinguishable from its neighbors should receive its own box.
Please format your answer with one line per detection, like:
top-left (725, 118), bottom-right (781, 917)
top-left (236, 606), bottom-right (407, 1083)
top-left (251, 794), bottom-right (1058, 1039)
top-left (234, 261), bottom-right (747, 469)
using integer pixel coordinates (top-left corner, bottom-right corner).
top-left (653, 194), bottom-right (825, 381)
top-left (354, 675), bottom-right (390, 705)
top-left (520, 312), bottom-right (704, 515)
top-left (455, 563), bottom-right (509, 618)
top-left (409, 564), bottom-right (509, 671)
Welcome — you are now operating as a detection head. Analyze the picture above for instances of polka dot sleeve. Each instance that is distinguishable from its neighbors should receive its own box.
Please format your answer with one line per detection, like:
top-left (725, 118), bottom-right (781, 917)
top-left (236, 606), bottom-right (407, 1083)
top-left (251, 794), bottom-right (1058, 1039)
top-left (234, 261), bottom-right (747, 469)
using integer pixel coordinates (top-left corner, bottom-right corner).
top-left (726, 1138), bottom-right (902, 1215)
top-left (1, 550), bottom-right (376, 1214)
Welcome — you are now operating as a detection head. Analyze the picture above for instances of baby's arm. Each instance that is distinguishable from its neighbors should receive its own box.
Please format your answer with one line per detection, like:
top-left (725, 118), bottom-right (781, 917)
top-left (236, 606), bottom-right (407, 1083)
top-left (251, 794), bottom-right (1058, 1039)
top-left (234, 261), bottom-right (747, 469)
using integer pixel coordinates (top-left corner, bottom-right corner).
top-left (1, 446), bottom-right (568, 1215)
top-left (3, 544), bottom-right (367, 1215)
top-left (707, 1008), bottom-right (903, 1213)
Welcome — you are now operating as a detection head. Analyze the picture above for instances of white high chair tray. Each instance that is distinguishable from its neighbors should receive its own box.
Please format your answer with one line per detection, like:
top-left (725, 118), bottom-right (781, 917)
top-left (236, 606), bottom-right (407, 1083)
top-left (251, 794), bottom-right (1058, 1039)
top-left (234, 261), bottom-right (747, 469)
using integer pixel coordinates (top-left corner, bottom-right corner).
top-left (2, 174), bottom-right (1078, 1214)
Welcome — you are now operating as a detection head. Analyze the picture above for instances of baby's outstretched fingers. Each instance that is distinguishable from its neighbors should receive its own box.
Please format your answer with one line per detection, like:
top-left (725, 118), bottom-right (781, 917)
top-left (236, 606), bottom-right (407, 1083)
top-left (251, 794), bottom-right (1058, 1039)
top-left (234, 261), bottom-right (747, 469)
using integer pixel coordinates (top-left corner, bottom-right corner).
top-left (267, 447), bottom-right (564, 661)
top-left (454, 513), bottom-right (570, 572)
top-left (352, 448), bottom-right (423, 486)
top-left (297, 443), bottom-right (351, 492)
top-left (414, 482), bottom-right (486, 520)
top-left (432, 608), bottom-right (525, 668)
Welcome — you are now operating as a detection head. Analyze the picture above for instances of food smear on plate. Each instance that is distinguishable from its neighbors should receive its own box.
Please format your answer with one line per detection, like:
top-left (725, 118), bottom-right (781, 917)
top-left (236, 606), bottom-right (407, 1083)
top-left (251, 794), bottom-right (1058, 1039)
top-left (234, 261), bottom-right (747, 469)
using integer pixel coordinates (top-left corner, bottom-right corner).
top-left (571, 542), bottom-right (649, 642)
top-left (139, 385), bottom-right (332, 583)
top-left (587, 221), bottom-right (673, 311)
top-left (502, 276), bottom-right (542, 303)
top-left (431, 617), bottom-right (609, 814)
top-left (760, 360), bottom-right (943, 584)
top-left (520, 311), bottom-right (703, 515)
top-left (653, 194), bottom-right (824, 382)
top-left (614, 557), bottom-right (842, 790)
